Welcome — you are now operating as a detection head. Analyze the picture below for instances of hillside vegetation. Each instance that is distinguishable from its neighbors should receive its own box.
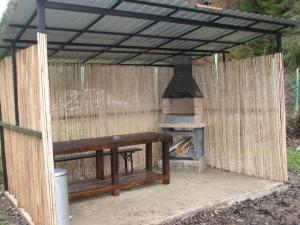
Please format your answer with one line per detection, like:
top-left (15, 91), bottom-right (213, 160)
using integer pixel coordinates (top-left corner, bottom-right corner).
top-left (233, 0), bottom-right (300, 71)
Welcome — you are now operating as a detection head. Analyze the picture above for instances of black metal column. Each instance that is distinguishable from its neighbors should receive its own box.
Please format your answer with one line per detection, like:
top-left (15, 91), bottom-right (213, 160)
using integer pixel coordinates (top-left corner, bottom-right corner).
top-left (0, 105), bottom-right (8, 191)
top-left (11, 43), bottom-right (19, 126)
top-left (37, 0), bottom-right (46, 34)
top-left (276, 32), bottom-right (282, 53)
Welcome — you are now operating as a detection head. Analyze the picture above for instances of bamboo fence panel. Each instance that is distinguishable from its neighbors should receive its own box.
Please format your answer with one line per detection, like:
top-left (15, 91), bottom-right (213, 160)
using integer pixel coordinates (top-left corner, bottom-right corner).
top-left (0, 45), bottom-right (56, 225)
top-left (192, 53), bottom-right (287, 181)
top-left (49, 64), bottom-right (164, 181)
top-left (0, 57), bottom-right (15, 124)
top-left (49, 53), bottom-right (287, 182)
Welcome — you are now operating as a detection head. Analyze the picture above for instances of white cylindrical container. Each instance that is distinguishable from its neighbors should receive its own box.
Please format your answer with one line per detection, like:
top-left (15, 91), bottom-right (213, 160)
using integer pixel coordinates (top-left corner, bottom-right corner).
top-left (55, 169), bottom-right (70, 225)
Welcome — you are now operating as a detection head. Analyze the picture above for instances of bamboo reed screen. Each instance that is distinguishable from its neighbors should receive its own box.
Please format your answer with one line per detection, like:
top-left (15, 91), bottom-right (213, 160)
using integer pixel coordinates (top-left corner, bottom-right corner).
top-left (49, 64), bottom-right (163, 180)
top-left (0, 45), bottom-right (56, 225)
top-left (193, 53), bottom-right (287, 182)
top-left (49, 53), bottom-right (287, 182)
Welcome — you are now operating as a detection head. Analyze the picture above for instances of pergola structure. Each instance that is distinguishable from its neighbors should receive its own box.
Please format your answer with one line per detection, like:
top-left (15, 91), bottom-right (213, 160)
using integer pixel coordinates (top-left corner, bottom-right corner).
top-left (0, 0), bottom-right (295, 224)
top-left (0, 0), bottom-right (295, 65)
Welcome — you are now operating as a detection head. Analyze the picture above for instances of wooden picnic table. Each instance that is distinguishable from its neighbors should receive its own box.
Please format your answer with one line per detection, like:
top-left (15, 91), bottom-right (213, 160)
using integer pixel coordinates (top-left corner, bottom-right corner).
top-left (53, 132), bottom-right (173, 200)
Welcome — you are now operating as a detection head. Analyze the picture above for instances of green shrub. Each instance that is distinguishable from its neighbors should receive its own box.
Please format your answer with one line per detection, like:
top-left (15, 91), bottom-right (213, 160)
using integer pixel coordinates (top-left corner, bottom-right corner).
top-left (287, 150), bottom-right (300, 172)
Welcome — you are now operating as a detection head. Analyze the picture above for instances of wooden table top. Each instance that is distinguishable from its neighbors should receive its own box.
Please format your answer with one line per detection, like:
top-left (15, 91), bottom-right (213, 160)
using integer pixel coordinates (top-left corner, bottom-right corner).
top-left (53, 132), bottom-right (173, 156)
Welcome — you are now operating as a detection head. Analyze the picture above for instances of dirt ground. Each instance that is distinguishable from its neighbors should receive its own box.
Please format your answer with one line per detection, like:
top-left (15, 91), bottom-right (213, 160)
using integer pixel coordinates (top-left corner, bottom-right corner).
top-left (0, 172), bottom-right (299, 225)
top-left (163, 171), bottom-right (300, 225)
top-left (0, 186), bottom-right (28, 225)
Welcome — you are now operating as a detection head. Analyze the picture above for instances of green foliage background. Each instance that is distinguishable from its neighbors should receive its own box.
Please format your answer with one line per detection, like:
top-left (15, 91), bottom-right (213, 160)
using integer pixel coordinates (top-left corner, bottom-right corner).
top-left (233, 0), bottom-right (300, 71)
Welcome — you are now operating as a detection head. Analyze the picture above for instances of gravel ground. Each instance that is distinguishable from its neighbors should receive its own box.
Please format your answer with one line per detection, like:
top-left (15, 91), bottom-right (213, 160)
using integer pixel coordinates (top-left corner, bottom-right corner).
top-left (0, 172), bottom-right (299, 225)
top-left (0, 186), bottom-right (28, 225)
top-left (163, 172), bottom-right (300, 225)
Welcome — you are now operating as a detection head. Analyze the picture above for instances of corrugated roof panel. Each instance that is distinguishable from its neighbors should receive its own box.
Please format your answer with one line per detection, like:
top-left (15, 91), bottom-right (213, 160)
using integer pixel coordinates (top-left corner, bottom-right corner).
top-left (182, 27), bottom-right (234, 40)
top-left (219, 31), bottom-right (261, 42)
top-left (63, 46), bottom-right (106, 51)
top-left (9, 0), bottom-right (36, 25)
top-left (109, 48), bottom-right (145, 53)
top-left (183, 51), bottom-right (207, 56)
top-left (48, 0), bottom-right (118, 8)
top-left (48, 44), bottom-right (65, 49)
top-left (216, 17), bottom-right (254, 27)
top-left (74, 33), bottom-right (126, 45)
top-left (31, 9), bottom-right (99, 30)
top-left (87, 58), bottom-right (115, 64)
top-left (196, 43), bottom-right (234, 51)
top-left (224, 9), bottom-right (293, 25)
top-left (141, 22), bottom-right (197, 37)
top-left (90, 52), bottom-right (136, 64)
top-left (21, 29), bottom-right (78, 43)
top-left (153, 57), bottom-right (173, 65)
top-left (124, 53), bottom-right (167, 64)
top-left (14, 43), bottom-right (32, 48)
top-left (0, 38), bottom-right (8, 46)
top-left (1, 27), bottom-right (22, 40)
top-left (149, 50), bottom-right (179, 54)
top-left (89, 16), bottom-right (152, 34)
top-left (116, 2), bottom-right (173, 16)
top-left (0, 0), bottom-right (294, 63)
top-left (120, 37), bottom-right (168, 47)
top-left (51, 50), bottom-right (93, 60)
top-left (192, 55), bottom-right (204, 60)
top-left (162, 40), bottom-right (201, 49)
top-left (48, 58), bottom-right (79, 63)
top-left (0, 49), bottom-right (6, 57)
top-left (171, 10), bottom-right (219, 22)
top-left (139, 0), bottom-right (194, 8)
top-left (47, 50), bottom-right (56, 56)
top-left (251, 22), bottom-right (284, 31)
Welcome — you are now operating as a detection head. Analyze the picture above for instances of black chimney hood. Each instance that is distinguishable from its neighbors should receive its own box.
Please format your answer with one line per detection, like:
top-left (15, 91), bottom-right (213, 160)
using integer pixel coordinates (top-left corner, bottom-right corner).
top-left (162, 56), bottom-right (203, 98)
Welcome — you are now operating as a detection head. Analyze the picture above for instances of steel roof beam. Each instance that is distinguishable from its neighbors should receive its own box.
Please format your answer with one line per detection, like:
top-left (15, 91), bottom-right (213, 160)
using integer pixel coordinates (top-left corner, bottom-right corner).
top-left (44, 1), bottom-right (279, 35)
top-left (47, 48), bottom-right (207, 56)
top-left (10, 24), bottom-right (242, 46)
top-left (4, 39), bottom-right (224, 53)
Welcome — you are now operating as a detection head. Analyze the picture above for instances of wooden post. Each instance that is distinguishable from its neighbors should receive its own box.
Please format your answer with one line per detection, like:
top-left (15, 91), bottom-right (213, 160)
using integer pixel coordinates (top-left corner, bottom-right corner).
top-left (0, 105), bottom-right (8, 191)
top-left (96, 150), bottom-right (104, 180)
top-left (110, 147), bottom-right (119, 196)
top-left (162, 141), bottom-right (170, 184)
top-left (145, 143), bottom-right (152, 172)
top-left (37, 0), bottom-right (57, 224)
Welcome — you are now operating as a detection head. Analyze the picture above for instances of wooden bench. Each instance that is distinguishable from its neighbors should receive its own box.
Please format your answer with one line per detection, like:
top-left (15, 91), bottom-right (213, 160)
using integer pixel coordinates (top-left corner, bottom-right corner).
top-left (54, 148), bottom-right (143, 174)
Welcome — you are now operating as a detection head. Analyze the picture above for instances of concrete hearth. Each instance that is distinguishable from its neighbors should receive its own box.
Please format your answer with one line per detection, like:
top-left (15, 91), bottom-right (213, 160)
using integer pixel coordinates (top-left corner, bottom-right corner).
top-left (158, 159), bottom-right (207, 173)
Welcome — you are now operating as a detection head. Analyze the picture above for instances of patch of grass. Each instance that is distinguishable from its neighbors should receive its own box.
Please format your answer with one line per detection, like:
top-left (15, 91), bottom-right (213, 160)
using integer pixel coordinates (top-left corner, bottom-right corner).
top-left (0, 218), bottom-right (8, 225)
top-left (287, 150), bottom-right (300, 172)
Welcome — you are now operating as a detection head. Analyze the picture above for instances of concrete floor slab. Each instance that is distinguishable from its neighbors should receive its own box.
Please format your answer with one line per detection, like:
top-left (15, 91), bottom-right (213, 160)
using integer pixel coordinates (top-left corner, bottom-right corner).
top-left (70, 168), bottom-right (286, 225)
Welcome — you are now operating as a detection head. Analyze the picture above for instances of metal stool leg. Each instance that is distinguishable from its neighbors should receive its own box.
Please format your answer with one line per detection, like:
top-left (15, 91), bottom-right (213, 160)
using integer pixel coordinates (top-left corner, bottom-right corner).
top-left (121, 153), bottom-right (128, 174)
top-left (130, 153), bottom-right (133, 173)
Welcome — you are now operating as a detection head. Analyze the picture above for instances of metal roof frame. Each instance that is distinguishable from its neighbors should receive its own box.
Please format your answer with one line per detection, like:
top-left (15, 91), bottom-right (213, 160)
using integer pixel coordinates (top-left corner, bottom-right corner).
top-left (0, 0), bottom-right (295, 65)
top-left (44, 1), bottom-right (281, 34)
